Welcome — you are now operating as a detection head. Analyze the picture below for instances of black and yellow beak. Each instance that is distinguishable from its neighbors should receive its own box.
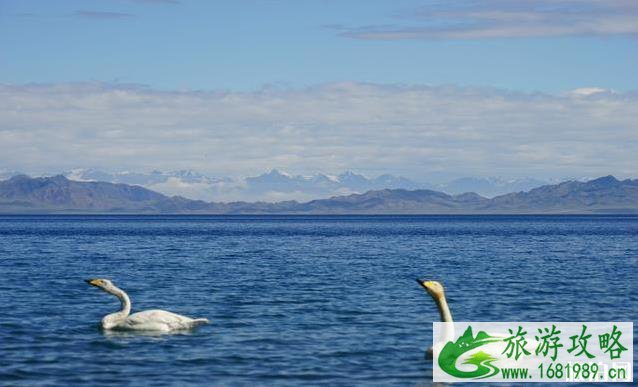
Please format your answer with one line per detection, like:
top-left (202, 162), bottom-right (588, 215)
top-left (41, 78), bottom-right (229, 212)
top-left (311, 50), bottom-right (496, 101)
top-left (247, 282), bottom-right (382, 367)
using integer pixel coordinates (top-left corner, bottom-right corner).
top-left (85, 279), bottom-right (101, 287)
top-left (416, 278), bottom-right (427, 289)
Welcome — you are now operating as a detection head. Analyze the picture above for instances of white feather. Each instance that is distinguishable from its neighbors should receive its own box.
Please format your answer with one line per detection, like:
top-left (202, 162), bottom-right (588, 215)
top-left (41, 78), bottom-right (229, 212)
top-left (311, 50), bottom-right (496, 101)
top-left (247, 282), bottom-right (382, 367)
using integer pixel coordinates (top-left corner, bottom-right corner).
top-left (87, 279), bottom-right (209, 332)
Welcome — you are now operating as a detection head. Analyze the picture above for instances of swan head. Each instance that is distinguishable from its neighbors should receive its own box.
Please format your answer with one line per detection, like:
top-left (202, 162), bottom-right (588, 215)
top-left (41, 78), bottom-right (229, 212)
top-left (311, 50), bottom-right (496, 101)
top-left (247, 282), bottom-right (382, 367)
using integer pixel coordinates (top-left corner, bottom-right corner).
top-left (417, 279), bottom-right (446, 301)
top-left (85, 278), bottom-right (116, 292)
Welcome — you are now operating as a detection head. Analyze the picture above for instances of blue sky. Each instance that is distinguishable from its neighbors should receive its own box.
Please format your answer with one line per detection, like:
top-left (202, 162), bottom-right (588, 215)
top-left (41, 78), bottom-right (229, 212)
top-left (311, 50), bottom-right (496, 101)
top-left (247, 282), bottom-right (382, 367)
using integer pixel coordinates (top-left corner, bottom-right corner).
top-left (0, 1), bottom-right (637, 181)
top-left (2, 0), bottom-right (637, 92)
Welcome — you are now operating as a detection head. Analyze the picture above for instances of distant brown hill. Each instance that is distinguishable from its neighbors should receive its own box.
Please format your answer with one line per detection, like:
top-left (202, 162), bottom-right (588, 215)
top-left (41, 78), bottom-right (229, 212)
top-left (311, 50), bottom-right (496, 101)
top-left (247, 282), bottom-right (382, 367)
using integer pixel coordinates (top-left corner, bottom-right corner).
top-left (0, 174), bottom-right (637, 214)
top-left (0, 175), bottom-right (210, 213)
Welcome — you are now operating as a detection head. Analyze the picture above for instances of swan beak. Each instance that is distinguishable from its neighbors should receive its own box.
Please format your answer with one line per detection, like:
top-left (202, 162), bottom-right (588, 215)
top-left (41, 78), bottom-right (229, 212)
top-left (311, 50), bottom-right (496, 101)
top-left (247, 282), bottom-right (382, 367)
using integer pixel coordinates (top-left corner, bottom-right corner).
top-left (85, 279), bottom-right (100, 286)
top-left (416, 278), bottom-right (426, 288)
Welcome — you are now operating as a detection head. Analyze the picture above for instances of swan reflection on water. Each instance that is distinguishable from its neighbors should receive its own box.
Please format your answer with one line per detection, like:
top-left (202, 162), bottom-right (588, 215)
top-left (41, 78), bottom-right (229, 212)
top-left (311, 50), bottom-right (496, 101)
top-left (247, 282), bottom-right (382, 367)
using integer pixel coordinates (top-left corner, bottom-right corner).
top-left (100, 328), bottom-right (199, 339)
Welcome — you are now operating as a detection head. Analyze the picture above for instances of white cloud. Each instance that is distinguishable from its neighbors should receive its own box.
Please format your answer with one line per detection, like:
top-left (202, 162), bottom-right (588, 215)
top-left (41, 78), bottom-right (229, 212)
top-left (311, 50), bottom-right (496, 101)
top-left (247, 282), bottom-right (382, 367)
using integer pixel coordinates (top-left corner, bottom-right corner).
top-left (0, 82), bottom-right (636, 180)
top-left (335, 0), bottom-right (638, 40)
top-left (569, 87), bottom-right (610, 97)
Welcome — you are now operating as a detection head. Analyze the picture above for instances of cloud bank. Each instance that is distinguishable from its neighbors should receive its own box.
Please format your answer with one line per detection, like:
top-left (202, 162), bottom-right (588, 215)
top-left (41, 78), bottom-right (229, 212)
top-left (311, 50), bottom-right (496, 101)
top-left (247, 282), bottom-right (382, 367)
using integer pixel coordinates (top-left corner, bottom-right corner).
top-left (336, 0), bottom-right (638, 40)
top-left (0, 82), bottom-right (636, 179)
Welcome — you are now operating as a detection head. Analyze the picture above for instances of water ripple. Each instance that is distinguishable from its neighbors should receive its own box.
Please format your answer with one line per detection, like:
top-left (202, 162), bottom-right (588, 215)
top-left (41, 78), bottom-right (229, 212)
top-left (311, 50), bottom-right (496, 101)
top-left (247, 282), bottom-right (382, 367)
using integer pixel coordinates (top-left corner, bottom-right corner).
top-left (0, 215), bottom-right (636, 386)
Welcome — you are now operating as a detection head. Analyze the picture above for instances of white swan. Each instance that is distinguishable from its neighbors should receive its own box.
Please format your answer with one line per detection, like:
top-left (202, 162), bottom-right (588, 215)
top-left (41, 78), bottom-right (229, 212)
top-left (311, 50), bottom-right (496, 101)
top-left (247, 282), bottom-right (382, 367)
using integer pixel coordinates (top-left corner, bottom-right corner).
top-left (417, 279), bottom-right (538, 379)
top-left (417, 279), bottom-right (454, 358)
top-left (86, 278), bottom-right (209, 332)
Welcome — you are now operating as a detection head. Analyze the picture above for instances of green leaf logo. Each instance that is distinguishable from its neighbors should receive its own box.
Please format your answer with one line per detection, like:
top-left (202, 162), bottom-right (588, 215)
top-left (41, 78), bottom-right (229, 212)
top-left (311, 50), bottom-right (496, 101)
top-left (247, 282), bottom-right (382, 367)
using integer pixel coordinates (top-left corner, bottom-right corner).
top-left (438, 326), bottom-right (503, 379)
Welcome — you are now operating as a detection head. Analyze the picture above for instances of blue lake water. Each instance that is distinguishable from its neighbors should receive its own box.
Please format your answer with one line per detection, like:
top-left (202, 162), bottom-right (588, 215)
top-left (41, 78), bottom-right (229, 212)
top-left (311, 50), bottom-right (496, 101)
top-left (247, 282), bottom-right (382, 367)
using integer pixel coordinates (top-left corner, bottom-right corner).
top-left (0, 215), bottom-right (636, 386)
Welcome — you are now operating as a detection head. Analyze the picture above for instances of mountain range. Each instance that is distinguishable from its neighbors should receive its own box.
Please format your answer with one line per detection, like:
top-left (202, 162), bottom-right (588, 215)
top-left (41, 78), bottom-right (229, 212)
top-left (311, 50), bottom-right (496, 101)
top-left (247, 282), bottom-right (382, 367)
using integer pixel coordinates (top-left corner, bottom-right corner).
top-left (0, 168), bottom-right (559, 202)
top-left (63, 168), bottom-right (422, 202)
top-left (1, 174), bottom-right (636, 214)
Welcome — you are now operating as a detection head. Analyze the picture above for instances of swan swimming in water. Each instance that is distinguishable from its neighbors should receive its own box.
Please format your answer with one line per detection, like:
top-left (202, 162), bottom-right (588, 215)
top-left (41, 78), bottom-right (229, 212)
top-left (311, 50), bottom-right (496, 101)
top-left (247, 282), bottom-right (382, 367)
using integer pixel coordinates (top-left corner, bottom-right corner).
top-left (417, 279), bottom-right (454, 358)
top-left (85, 278), bottom-right (209, 332)
top-left (417, 278), bottom-right (536, 378)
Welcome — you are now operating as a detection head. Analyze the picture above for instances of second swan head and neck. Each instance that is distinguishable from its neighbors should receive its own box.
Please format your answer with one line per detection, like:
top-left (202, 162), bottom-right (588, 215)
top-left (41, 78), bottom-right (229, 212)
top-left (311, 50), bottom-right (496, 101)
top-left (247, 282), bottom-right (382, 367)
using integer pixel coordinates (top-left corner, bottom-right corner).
top-left (417, 279), bottom-right (453, 323)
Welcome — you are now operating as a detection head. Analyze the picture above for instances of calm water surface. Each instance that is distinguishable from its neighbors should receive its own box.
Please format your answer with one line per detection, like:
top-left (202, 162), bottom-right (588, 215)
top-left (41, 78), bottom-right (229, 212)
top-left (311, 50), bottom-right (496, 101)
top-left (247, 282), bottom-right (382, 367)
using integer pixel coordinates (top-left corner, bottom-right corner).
top-left (0, 215), bottom-right (636, 386)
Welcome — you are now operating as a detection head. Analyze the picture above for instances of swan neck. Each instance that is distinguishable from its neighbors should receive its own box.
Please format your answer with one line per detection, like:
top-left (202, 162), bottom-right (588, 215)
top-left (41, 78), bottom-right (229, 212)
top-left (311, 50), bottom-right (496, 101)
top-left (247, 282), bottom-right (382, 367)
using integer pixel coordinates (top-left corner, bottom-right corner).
top-left (113, 286), bottom-right (131, 315)
top-left (436, 293), bottom-right (455, 345)
top-left (102, 285), bottom-right (131, 329)
top-left (436, 294), bottom-right (453, 323)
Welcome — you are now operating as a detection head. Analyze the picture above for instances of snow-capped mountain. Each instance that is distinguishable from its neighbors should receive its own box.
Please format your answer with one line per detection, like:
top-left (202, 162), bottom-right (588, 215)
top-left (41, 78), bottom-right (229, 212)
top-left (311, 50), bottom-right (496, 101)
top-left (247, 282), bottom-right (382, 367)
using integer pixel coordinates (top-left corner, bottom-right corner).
top-left (56, 169), bottom-right (421, 202)
top-left (0, 168), bottom-right (590, 201)
top-left (436, 177), bottom-right (551, 197)
top-left (0, 169), bottom-right (23, 181)
top-left (64, 168), bottom-right (226, 186)
top-left (242, 169), bottom-right (422, 200)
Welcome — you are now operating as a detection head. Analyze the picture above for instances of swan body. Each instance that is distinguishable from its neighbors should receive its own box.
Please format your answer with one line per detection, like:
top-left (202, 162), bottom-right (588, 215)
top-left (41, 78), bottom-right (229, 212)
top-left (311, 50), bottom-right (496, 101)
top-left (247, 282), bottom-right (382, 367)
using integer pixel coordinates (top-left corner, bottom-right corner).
top-left (86, 278), bottom-right (209, 332)
top-left (108, 309), bottom-right (208, 331)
